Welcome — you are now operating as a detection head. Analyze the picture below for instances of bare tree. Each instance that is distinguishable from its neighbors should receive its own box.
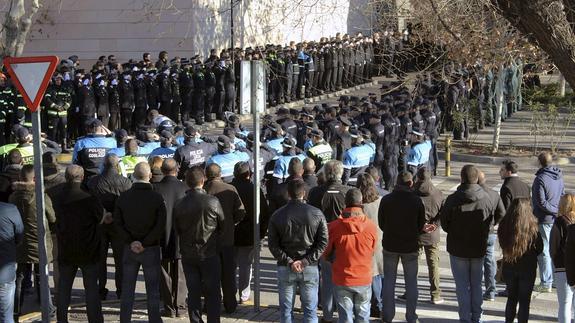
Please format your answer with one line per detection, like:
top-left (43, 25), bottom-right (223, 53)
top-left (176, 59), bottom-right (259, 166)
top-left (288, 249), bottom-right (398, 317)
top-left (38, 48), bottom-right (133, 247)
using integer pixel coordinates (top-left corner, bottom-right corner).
top-left (1, 0), bottom-right (40, 59)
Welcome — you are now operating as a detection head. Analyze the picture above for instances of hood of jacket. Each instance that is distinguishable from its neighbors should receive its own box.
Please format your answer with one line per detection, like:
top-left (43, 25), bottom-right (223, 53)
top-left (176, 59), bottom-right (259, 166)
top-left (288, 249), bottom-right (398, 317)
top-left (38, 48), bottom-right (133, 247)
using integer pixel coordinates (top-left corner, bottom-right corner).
top-left (536, 166), bottom-right (563, 181)
top-left (414, 179), bottom-right (435, 197)
top-left (453, 183), bottom-right (487, 203)
top-left (339, 207), bottom-right (369, 233)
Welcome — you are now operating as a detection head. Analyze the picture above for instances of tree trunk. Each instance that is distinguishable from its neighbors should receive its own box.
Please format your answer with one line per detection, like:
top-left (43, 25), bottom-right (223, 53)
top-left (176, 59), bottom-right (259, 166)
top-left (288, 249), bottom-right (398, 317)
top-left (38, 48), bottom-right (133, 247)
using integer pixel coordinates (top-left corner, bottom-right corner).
top-left (560, 73), bottom-right (566, 97)
top-left (492, 0), bottom-right (575, 90)
top-left (1, 0), bottom-right (40, 60)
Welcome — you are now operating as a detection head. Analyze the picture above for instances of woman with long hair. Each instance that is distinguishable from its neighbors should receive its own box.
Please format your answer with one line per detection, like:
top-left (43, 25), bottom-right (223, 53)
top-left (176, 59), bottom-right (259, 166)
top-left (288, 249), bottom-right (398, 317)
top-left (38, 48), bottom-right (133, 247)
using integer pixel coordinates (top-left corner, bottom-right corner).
top-left (550, 193), bottom-right (575, 323)
top-left (498, 197), bottom-right (543, 323)
top-left (356, 173), bottom-right (384, 316)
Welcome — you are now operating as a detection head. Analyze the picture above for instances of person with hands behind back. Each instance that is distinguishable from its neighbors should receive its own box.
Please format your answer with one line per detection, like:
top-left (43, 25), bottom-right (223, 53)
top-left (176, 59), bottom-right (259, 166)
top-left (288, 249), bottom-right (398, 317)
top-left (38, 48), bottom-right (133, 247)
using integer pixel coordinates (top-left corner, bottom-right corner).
top-left (268, 179), bottom-right (328, 323)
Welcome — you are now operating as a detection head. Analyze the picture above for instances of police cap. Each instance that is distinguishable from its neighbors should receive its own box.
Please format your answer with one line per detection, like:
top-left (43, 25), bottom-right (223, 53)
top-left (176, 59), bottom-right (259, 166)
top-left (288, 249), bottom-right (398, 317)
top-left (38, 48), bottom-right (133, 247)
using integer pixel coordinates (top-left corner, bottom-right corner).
top-left (281, 137), bottom-right (295, 148)
top-left (339, 116), bottom-right (352, 126)
top-left (310, 129), bottom-right (324, 138)
top-left (217, 135), bottom-right (231, 148)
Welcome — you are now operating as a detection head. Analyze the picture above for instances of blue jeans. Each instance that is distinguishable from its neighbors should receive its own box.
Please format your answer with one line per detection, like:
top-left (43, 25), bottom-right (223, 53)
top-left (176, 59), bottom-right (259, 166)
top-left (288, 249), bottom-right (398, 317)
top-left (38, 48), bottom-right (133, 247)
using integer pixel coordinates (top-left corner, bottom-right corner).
top-left (182, 255), bottom-right (221, 323)
top-left (0, 278), bottom-right (15, 323)
top-left (320, 258), bottom-right (336, 321)
top-left (277, 265), bottom-right (319, 323)
top-left (450, 255), bottom-right (484, 323)
top-left (383, 251), bottom-right (419, 322)
top-left (120, 245), bottom-right (162, 323)
top-left (538, 223), bottom-right (553, 288)
top-left (335, 285), bottom-right (371, 323)
top-left (483, 233), bottom-right (497, 298)
top-left (555, 272), bottom-right (575, 323)
top-left (370, 274), bottom-right (383, 312)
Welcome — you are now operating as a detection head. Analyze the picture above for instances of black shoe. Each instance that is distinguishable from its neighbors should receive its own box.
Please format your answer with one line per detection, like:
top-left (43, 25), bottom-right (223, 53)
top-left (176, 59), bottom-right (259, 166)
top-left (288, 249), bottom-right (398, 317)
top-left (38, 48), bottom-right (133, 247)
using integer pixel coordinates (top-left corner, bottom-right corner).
top-left (398, 293), bottom-right (407, 300)
top-left (161, 309), bottom-right (176, 318)
top-left (498, 290), bottom-right (508, 297)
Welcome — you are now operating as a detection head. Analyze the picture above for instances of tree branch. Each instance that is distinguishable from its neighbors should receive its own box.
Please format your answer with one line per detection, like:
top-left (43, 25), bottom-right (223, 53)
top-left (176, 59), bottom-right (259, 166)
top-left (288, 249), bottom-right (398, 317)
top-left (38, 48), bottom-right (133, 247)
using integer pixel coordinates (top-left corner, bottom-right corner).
top-left (427, 0), bottom-right (464, 44)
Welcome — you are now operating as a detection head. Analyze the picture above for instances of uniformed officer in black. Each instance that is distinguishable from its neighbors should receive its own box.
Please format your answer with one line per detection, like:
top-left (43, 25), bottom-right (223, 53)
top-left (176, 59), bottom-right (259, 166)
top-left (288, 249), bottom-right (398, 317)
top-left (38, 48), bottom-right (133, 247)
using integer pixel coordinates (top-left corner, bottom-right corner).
top-left (119, 69), bottom-right (135, 132)
top-left (381, 105), bottom-right (399, 190)
top-left (397, 105), bottom-right (413, 172)
top-left (179, 59), bottom-right (194, 123)
top-left (133, 68), bottom-right (148, 130)
top-left (173, 125), bottom-right (217, 179)
top-left (145, 68), bottom-right (160, 111)
top-left (0, 75), bottom-right (13, 145)
top-left (158, 66), bottom-right (173, 120)
top-left (275, 107), bottom-right (298, 139)
top-left (107, 74), bottom-right (121, 131)
top-left (93, 74), bottom-right (110, 129)
top-left (334, 116), bottom-right (352, 161)
top-left (79, 74), bottom-right (96, 135)
top-left (191, 57), bottom-right (206, 125)
top-left (420, 99), bottom-right (439, 175)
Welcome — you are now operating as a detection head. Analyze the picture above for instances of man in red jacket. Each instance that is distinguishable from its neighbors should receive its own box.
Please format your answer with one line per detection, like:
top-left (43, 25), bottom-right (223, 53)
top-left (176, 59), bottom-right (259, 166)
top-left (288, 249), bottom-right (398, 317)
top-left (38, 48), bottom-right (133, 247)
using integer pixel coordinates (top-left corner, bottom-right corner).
top-left (324, 188), bottom-right (377, 322)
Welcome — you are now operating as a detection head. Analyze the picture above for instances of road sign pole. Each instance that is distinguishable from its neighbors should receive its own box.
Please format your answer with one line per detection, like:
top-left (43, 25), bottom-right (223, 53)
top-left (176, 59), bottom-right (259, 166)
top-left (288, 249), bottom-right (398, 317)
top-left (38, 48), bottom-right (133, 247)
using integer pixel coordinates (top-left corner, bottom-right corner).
top-left (32, 110), bottom-right (51, 323)
top-left (251, 60), bottom-right (263, 312)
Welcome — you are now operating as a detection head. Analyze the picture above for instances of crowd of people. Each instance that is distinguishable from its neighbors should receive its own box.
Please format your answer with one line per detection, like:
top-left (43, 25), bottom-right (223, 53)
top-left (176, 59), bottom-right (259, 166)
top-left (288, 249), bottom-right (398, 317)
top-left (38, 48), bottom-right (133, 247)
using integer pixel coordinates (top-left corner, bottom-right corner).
top-left (0, 31), bottom-right (559, 323)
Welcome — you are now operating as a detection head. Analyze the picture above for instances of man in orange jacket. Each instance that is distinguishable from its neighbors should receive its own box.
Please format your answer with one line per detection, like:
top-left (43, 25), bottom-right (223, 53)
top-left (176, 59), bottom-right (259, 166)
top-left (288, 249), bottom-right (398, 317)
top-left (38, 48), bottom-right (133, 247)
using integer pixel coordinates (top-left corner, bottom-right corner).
top-left (323, 188), bottom-right (377, 323)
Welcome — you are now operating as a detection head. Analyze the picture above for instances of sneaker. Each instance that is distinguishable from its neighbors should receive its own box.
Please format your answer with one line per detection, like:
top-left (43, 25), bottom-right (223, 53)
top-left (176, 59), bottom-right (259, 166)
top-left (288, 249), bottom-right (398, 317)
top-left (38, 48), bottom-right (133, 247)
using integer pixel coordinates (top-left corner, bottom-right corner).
top-left (431, 297), bottom-right (444, 304)
top-left (534, 285), bottom-right (552, 293)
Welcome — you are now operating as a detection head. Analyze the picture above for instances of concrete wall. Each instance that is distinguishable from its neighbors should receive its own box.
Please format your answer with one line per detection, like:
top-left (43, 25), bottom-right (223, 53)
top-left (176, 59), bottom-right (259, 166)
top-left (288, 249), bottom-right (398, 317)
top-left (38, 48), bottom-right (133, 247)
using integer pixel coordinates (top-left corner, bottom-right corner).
top-left (0, 0), bottom-right (373, 65)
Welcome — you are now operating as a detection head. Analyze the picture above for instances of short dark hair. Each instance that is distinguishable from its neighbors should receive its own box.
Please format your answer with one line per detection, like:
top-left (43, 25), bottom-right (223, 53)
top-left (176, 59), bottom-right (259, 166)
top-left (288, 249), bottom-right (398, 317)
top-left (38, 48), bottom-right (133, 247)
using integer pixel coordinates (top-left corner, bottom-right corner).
top-left (287, 179), bottom-right (307, 199)
top-left (538, 152), bottom-right (552, 168)
top-left (396, 171), bottom-right (413, 186)
top-left (185, 166), bottom-right (205, 188)
top-left (461, 164), bottom-right (479, 184)
top-left (502, 160), bottom-right (518, 174)
top-left (7, 149), bottom-right (22, 165)
top-left (345, 188), bottom-right (363, 207)
top-left (206, 163), bottom-right (221, 180)
top-left (20, 164), bottom-right (34, 182)
top-left (288, 158), bottom-right (304, 177)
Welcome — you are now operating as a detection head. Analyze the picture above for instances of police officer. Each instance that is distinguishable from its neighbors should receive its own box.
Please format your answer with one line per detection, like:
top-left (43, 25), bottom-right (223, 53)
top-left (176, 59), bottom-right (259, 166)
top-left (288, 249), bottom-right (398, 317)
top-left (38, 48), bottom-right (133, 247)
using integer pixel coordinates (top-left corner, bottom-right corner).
top-left (334, 116), bottom-right (352, 161)
top-left (275, 107), bottom-right (297, 139)
top-left (420, 99), bottom-right (439, 176)
top-left (73, 118), bottom-right (117, 179)
top-left (93, 74), bottom-right (110, 129)
top-left (119, 70), bottom-right (135, 132)
top-left (0, 74), bottom-right (14, 145)
top-left (158, 66), bottom-right (173, 119)
top-left (206, 135), bottom-right (249, 182)
top-left (173, 125), bottom-right (217, 179)
top-left (179, 60), bottom-right (194, 123)
top-left (107, 74), bottom-right (121, 131)
top-left (306, 129), bottom-right (333, 169)
top-left (214, 55), bottom-right (227, 119)
top-left (224, 53), bottom-right (236, 115)
top-left (342, 129), bottom-right (374, 185)
top-left (170, 65), bottom-right (182, 123)
top-left (204, 61), bottom-right (217, 125)
top-left (149, 130), bottom-right (177, 159)
top-left (133, 68), bottom-right (148, 130)
top-left (264, 122), bottom-right (286, 155)
top-left (45, 74), bottom-right (73, 151)
top-left (118, 138), bottom-right (148, 177)
top-left (368, 112), bottom-right (385, 168)
top-left (322, 107), bottom-right (341, 145)
top-left (406, 129), bottom-right (432, 175)
top-left (272, 137), bottom-right (306, 182)
top-left (145, 68), bottom-right (160, 111)
top-left (79, 75), bottom-right (97, 135)
top-left (397, 105), bottom-right (413, 172)
top-left (191, 57), bottom-right (206, 125)
top-left (382, 106), bottom-right (399, 190)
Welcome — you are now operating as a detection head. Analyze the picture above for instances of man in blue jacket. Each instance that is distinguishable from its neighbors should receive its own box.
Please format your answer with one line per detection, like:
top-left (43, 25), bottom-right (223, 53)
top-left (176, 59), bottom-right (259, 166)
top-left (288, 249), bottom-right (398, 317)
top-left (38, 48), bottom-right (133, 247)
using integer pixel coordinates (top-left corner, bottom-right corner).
top-left (532, 152), bottom-right (565, 292)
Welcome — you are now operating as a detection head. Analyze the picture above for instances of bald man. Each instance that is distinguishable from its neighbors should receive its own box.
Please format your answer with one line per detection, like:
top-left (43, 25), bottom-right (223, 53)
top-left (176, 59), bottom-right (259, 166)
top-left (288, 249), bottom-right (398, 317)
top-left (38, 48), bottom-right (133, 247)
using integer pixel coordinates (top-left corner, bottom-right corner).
top-left (152, 159), bottom-right (189, 317)
top-left (114, 162), bottom-right (167, 323)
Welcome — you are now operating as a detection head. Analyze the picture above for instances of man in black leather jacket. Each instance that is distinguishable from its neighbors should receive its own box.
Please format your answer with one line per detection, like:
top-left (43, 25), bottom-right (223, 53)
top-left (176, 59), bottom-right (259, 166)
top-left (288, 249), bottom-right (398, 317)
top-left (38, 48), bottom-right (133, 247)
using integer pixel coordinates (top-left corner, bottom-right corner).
top-left (174, 166), bottom-right (224, 323)
top-left (268, 179), bottom-right (328, 323)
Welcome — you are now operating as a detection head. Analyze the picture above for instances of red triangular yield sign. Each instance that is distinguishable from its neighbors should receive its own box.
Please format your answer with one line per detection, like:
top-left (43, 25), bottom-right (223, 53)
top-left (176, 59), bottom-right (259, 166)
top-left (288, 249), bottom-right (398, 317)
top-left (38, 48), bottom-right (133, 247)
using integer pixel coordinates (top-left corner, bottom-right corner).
top-left (3, 56), bottom-right (59, 112)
